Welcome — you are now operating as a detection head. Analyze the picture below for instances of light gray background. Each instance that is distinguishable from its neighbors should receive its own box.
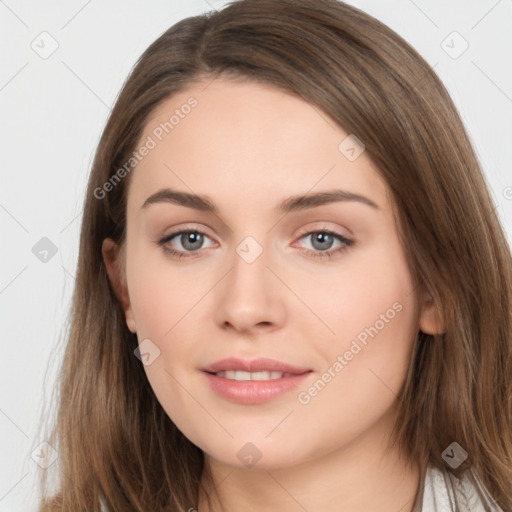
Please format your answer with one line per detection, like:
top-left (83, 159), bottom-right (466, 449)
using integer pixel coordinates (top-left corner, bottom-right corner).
top-left (1, 1), bottom-right (511, 510)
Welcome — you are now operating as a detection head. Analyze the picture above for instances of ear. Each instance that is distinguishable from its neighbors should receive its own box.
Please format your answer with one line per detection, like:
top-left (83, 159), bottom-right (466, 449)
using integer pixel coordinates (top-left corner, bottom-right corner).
top-left (418, 291), bottom-right (445, 335)
top-left (102, 238), bottom-right (137, 333)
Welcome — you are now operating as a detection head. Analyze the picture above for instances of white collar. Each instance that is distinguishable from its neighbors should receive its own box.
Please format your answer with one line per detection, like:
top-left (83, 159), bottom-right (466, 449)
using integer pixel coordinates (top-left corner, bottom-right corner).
top-left (414, 464), bottom-right (504, 511)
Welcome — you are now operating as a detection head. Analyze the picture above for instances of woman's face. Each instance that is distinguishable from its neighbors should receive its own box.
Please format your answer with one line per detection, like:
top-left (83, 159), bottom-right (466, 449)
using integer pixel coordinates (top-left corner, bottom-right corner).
top-left (107, 77), bottom-right (431, 470)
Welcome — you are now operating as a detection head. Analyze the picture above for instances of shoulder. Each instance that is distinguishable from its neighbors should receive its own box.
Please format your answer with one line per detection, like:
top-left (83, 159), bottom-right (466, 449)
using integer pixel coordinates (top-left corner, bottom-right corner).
top-left (420, 464), bottom-right (504, 511)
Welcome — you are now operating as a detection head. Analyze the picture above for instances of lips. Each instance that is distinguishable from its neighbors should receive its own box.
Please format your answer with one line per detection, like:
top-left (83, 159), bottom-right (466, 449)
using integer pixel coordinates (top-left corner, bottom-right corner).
top-left (200, 357), bottom-right (313, 405)
top-left (201, 357), bottom-right (311, 375)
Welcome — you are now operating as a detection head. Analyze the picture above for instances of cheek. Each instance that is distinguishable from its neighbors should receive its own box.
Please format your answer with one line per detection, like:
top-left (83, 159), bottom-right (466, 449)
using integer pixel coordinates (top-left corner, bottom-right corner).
top-left (126, 253), bottom-right (207, 397)
top-left (291, 271), bottom-right (418, 456)
top-left (304, 242), bottom-right (417, 349)
top-left (127, 249), bottom-right (205, 339)
top-left (296, 303), bottom-right (416, 445)
top-left (299, 240), bottom-right (419, 412)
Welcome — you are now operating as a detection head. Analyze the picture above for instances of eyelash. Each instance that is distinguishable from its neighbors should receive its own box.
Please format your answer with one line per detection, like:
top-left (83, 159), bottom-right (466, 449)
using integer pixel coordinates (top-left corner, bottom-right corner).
top-left (157, 228), bottom-right (353, 260)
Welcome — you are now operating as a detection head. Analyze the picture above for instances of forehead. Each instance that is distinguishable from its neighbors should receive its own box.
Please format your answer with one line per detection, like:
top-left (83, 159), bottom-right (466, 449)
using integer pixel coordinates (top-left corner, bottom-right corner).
top-left (127, 78), bottom-right (388, 214)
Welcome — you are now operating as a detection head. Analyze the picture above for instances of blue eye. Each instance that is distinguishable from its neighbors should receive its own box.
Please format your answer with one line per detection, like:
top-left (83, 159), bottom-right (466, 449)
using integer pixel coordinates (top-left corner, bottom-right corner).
top-left (157, 229), bottom-right (353, 259)
top-left (297, 230), bottom-right (353, 258)
top-left (158, 230), bottom-right (214, 258)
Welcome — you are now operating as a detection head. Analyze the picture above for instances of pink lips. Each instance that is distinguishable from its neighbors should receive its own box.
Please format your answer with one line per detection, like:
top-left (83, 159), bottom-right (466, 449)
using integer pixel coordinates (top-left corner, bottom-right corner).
top-left (201, 357), bottom-right (313, 405)
top-left (201, 357), bottom-right (311, 374)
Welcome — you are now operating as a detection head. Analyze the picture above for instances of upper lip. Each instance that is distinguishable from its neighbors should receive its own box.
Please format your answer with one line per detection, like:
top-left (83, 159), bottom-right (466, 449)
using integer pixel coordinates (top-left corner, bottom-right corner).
top-left (201, 357), bottom-right (312, 374)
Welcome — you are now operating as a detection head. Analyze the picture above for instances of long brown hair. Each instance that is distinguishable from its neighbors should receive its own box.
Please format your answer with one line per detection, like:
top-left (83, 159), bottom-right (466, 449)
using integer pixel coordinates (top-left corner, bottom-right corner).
top-left (37, 0), bottom-right (512, 510)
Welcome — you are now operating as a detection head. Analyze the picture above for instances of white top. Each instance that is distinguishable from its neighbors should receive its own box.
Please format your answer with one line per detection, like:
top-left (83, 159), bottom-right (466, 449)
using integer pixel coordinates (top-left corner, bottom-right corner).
top-left (413, 464), bottom-right (504, 511)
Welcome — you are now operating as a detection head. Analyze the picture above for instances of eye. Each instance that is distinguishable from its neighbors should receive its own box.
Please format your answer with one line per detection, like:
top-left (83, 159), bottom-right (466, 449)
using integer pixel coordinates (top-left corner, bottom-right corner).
top-left (157, 227), bottom-right (354, 259)
top-left (295, 229), bottom-right (353, 259)
top-left (157, 230), bottom-right (215, 258)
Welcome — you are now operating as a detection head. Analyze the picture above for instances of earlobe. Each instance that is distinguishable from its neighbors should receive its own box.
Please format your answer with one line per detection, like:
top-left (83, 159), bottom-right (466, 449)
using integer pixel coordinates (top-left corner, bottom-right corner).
top-left (418, 292), bottom-right (445, 335)
top-left (102, 238), bottom-right (137, 333)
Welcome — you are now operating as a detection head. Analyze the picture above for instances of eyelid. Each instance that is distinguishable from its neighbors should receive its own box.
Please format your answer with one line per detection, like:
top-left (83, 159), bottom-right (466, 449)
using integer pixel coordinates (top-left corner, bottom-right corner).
top-left (158, 223), bottom-right (215, 242)
top-left (295, 223), bottom-right (351, 240)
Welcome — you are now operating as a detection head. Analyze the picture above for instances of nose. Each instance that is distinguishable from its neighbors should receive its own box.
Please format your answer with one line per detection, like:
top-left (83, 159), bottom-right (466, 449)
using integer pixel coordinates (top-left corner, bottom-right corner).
top-left (213, 239), bottom-right (286, 335)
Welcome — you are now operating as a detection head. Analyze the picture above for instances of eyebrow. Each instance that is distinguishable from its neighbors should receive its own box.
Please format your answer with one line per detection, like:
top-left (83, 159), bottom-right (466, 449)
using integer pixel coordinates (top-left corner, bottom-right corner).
top-left (141, 187), bottom-right (379, 214)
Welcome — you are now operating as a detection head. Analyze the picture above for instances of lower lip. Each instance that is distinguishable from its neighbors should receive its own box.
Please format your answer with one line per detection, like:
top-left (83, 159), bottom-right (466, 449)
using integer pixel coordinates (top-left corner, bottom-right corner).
top-left (202, 371), bottom-right (312, 405)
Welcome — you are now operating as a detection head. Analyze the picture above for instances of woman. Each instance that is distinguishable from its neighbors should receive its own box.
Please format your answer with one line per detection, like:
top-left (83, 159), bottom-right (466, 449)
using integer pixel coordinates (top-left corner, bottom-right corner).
top-left (38, 0), bottom-right (512, 510)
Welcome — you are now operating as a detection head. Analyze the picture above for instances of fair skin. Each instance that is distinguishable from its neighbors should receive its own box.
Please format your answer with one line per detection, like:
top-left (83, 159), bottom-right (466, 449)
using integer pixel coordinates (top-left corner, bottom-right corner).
top-left (103, 77), bottom-right (443, 511)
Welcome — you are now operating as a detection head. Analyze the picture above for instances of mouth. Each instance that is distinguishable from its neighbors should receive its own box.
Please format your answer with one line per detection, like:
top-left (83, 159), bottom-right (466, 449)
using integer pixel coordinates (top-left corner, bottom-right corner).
top-left (207, 370), bottom-right (298, 380)
top-left (201, 357), bottom-right (311, 375)
top-left (200, 357), bottom-right (313, 404)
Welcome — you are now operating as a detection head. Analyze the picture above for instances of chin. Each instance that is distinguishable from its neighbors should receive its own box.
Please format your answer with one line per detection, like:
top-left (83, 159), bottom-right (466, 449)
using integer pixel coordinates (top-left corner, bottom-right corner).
top-left (199, 436), bottom-right (311, 471)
